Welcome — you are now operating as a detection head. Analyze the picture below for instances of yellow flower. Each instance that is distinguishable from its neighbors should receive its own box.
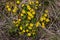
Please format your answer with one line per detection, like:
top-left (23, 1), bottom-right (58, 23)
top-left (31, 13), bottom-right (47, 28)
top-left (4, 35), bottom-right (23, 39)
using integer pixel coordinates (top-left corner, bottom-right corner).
top-left (40, 17), bottom-right (44, 21)
top-left (16, 24), bottom-right (19, 27)
top-left (27, 33), bottom-right (31, 36)
top-left (41, 22), bottom-right (45, 28)
top-left (6, 5), bottom-right (9, 8)
top-left (42, 22), bottom-right (45, 25)
top-left (32, 11), bottom-right (35, 15)
top-left (44, 13), bottom-right (48, 17)
top-left (35, 6), bottom-right (38, 9)
top-left (28, 27), bottom-right (32, 29)
top-left (7, 8), bottom-right (11, 11)
top-left (16, 0), bottom-right (20, 4)
top-left (13, 21), bottom-right (16, 24)
top-left (20, 26), bottom-right (23, 30)
top-left (46, 18), bottom-right (50, 22)
top-left (22, 4), bottom-right (25, 7)
top-left (27, 5), bottom-right (31, 10)
top-left (27, 12), bottom-right (33, 18)
top-left (32, 32), bottom-right (35, 35)
top-left (22, 9), bottom-right (26, 13)
top-left (29, 1), bottom-right (32, 5)
top-left (12, 6), bottom-right (18, 13)
top-left (31, 1), bottom-right (34, 4)
top-left (26, 23), bottom-right (29, 26)
top-left (16, 20), bottom-right (20, 24)
top-left (26, 29), bottom-right (29, 32)
top-left (28, 16), bottom-right (31, 20)
top-left (30, 23), bottom-right (34, 27)
top-left (42, 17), bottom-right (46, 20)
top-left (27, 11), bottom-right (31, 14)
top-left (21, 13), bottom-right (24, 16)
top-left (30, 9), bottom-right (34, 12)
top-left (22, 30), bottom-right (25, 33)
top-left (39, 4), bottom-right (41, 6)
top-left (45, 10), bottom-right (48, 13)
top-left (14, 6), bottom-right (18, 10)
top-left (12, 9), bottom-right (16, 13)
top-left (36, 21), bottom-right (41, 27)
top-left (41, 25), bottom-right (45, 28)
top-left (36, 1), bottom-right (39, 4)
top-left (18, 19), bottom-right (21, 21)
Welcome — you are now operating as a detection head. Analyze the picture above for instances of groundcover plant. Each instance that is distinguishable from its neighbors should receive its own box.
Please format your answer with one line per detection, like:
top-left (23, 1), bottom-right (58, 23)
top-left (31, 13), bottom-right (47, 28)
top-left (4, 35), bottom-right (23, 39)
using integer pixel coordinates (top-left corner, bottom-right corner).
top-left (0, 0), bottom-right (60, 40)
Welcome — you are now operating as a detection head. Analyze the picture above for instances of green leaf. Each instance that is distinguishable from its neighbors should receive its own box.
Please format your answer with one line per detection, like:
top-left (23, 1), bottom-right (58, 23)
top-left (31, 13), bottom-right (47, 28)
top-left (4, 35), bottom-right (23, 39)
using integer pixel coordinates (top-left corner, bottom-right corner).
top-left (44, 1), bottom-right (49, 6)
top-left (31, 18), bottom-right (37, 23)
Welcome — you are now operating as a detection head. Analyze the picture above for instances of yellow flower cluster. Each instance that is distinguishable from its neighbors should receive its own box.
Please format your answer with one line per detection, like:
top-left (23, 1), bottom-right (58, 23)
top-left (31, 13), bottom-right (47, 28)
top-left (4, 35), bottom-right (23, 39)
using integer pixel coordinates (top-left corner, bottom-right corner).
top-left (27, 12), bottom-right (34, 20)
top-left (12, 9), bottom-right (50, 37)
top-left (29, 1), bottom-right (34, 5)
top-left (35, 0), bottom-right (39, 9)
top-left (18, 23), bottom-right (36, 36)
top-left (20, 9), bottom-right (26, 17)
top-left (16, 0), bottom-right (20, 4)
top-left (12, 2), bottom-right (50, 37)
top-left (6, 3), bottom-right (11, 12)
top-left (7, 0), bottom-right (50, 37)
top-left (21, 4), bottom-right (36, 20)
top-left (5, 2), bottom-right (18, 13)
top-left (16, 4), bottom-right (38, 37)
top-left (35, 21), bottom-right (41, 27)
top-left (12, 6), bottom-right (18, 13)
top-left (27, 6), bottom-right (35, 20)
top-left (13, 19), bottom-right (21, 27)
top-left (28, 0), bottom-right (41, 10)
top-left (39, 10), bottom-right (50, 28)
